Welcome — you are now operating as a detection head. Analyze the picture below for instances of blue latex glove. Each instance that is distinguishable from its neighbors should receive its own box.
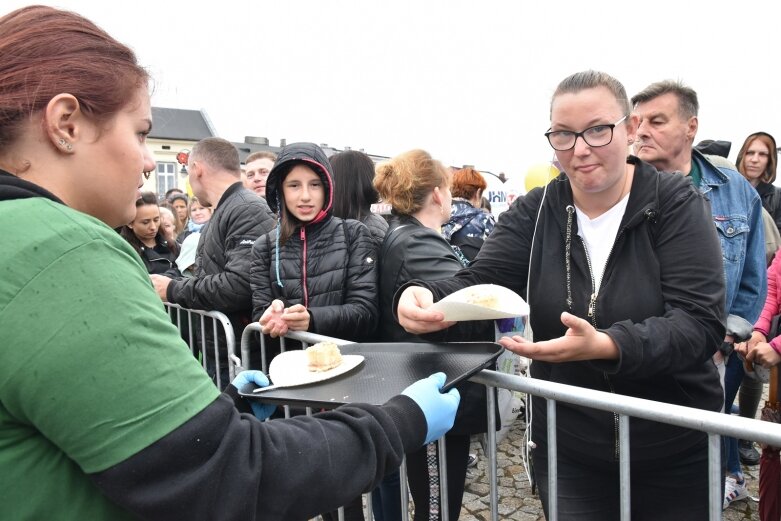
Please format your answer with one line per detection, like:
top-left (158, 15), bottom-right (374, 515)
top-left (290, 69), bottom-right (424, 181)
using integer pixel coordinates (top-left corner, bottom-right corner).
top-left (232, 370), bottom-right (277, 421)
top-left (401, 372), bottom-right (460, 444)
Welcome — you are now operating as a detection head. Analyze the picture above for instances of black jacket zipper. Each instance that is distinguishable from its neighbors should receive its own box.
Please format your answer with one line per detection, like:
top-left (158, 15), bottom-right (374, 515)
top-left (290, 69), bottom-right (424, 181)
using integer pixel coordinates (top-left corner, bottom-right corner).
top-left (578, 228), bottom-right (626, 461)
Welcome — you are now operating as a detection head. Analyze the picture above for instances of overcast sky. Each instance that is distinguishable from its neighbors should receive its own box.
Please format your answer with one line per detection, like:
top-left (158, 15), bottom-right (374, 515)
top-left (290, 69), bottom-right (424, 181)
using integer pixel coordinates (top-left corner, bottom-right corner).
top-left (6, 1), bottom-right (780, 182)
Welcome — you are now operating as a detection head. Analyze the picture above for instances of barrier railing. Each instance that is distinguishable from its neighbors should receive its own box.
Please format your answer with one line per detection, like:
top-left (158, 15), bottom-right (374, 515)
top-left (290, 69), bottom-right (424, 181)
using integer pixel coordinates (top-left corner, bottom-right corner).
top-left (239, 324), bottom-right (781, 521)
top-left (164, 303), bottom-right (240, 389)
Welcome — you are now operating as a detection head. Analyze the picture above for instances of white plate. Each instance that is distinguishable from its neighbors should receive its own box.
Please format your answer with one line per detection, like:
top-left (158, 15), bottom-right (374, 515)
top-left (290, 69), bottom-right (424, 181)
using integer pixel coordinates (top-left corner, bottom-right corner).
top-left (263, 350), bottom-right (365, 389)
top-left (428, 284), bottom-right (529, 321)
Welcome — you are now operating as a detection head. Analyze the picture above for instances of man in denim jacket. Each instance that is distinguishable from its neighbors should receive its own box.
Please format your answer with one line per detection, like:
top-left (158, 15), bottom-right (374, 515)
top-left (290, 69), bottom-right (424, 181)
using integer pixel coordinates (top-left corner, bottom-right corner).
top-left (631, 80), bottom-right (766, 510)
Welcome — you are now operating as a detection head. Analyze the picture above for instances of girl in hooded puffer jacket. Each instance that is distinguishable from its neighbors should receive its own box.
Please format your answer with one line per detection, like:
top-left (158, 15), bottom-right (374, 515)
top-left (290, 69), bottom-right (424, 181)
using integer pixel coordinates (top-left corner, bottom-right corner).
top-left (250, 142), bottom-right (379, 521)
top-left (249, 141), bottom-right (379, 347)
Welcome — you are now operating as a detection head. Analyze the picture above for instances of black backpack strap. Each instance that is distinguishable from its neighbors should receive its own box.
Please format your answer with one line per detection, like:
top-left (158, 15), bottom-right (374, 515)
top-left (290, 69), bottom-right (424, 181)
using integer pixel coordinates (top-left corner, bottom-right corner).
top-left (379, 223), bottom-right (410, 260)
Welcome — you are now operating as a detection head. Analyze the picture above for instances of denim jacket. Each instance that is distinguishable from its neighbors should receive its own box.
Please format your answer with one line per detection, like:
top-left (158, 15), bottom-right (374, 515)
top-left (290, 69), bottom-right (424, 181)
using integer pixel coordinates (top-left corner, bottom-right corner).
top-left (693, 149), bottom-right (766, 323)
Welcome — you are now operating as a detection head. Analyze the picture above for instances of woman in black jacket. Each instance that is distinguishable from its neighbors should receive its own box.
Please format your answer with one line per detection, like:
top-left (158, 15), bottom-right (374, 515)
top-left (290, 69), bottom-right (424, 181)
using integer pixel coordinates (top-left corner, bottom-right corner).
top-left (736, 131), bottom-right (780, 235)
top-left (734, 131), bottom-right (780, 466)
top-left (119, 192), bottom-right (180, 278)
top-left (395, 71), bottom-right (726, 521)
top-left (374, 149), bottom-right (491, 521)
top-left (330, 150), bottom-right (389, 246)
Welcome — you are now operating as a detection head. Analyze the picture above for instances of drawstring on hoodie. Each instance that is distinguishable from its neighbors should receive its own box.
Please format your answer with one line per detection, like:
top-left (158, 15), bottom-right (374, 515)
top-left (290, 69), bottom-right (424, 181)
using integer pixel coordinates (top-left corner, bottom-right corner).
top-left (300, 227), bottom-right (308, 308)
top-left (564, 205), bottom-right (575, 311)
top-left (274, 191), bottom-right (284, 288)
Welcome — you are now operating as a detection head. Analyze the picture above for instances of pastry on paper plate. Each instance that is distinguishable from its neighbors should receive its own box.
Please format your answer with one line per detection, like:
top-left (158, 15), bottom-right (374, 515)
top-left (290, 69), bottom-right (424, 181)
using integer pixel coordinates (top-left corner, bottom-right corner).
top-left (306, 342), bottom-right (343, 372)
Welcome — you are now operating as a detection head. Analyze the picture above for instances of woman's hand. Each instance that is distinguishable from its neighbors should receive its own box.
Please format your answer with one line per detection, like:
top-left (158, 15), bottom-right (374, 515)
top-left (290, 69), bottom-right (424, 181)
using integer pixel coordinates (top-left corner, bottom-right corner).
top-left (280, 304), bottom-right (310, 331)
top-left (259, 300), bottom-right (289, 337)
top-left (748, 330), bottom-right (767, 348)
top-left (737, 331), bottom-right (768, 356)
top-left (498, 312), bottom-right (619, 362)
top-left (745, 341), bottom-right (781, 368)
top-left (396, 286), bottom-right (455, 335)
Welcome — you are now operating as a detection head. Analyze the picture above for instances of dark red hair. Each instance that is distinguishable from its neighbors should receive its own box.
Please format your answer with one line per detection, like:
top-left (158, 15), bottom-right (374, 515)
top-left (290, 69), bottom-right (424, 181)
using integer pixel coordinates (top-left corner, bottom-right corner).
top-left (451, 167), bottom-right (487, 200)
top-left (0, 5), bottom-right (149, 149)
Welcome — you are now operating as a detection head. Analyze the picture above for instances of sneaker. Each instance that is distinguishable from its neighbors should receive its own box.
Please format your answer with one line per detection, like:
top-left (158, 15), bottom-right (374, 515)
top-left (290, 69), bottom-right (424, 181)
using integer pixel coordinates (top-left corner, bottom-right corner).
top-left (467, 453), bottom-right (478, 468)
top-left (739, 440), bottom-right (761, 466)
top-left (723, 476), bottom-right (749, 510)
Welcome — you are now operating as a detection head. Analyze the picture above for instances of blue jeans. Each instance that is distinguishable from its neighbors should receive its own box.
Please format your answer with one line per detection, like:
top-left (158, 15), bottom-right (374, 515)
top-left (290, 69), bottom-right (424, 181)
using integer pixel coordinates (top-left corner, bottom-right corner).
top-left (723, 352), bottom-right (745, 476)
top-left (372, 470), bottom-right (402, 521)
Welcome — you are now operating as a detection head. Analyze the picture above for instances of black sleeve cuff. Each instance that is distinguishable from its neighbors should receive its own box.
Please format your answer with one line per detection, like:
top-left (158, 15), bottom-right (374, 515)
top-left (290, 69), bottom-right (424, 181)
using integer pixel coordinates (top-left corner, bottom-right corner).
top-left (223, 384), bottom-right (253, 415)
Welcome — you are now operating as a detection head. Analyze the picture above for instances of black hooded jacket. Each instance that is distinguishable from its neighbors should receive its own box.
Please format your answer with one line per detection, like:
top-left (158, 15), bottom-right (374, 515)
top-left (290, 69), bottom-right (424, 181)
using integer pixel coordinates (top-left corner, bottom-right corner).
top-left (250, 143), bottom-right (379, 340)
top-left (166, 182), bottom-right (276, 363)
top-left (399, 157), bottom-right (726, 462)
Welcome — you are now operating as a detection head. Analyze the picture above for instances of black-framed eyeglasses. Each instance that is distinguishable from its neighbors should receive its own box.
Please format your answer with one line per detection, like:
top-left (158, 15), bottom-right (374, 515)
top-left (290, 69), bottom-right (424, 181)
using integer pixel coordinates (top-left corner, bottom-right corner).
top-left (545, 115), bottom-right (627, 151)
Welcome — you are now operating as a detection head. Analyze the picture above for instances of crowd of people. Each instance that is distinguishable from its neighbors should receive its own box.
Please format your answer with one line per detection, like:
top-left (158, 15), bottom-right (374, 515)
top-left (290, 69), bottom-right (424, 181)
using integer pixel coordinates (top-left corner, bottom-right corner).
top-left (4, 5), bottom-right (781, 521)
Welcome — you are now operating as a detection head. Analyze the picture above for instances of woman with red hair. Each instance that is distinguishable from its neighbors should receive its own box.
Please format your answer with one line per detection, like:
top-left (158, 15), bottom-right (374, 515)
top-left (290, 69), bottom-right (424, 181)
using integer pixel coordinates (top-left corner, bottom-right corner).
top-left (441, 167), bottom-right (496, 261)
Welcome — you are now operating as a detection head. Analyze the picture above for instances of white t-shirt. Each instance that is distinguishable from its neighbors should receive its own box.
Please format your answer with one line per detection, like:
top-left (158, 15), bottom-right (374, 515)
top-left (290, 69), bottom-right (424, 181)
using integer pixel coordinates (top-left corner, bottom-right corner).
top-left (575, 194), bottom-right (629, 292)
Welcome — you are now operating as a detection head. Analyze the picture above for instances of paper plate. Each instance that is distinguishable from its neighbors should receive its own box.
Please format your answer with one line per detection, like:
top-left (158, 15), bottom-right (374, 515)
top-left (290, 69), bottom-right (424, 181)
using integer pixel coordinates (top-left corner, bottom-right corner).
top-left (429, 284), bottom-right (529, 321)
top-left (264, 350), bottom-right (364, 388)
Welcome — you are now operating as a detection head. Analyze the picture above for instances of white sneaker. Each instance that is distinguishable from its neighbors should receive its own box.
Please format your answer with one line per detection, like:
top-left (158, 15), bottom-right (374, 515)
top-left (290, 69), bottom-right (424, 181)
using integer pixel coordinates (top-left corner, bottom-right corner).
top-left (467, 453), bottom-right (478, 467)
top-left (723, 476), bottom-right (748, 510)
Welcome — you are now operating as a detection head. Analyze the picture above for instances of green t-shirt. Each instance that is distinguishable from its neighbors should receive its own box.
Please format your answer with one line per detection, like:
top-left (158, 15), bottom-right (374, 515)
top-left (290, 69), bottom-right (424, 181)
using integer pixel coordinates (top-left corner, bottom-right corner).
top-left (0, 198), bottom-right (220, 520)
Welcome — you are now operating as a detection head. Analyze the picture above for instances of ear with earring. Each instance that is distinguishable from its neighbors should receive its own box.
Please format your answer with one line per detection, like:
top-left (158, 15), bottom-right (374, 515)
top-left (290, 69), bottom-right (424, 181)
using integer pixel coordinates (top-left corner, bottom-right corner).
top-left (58, 138), bottom-right (73, 152)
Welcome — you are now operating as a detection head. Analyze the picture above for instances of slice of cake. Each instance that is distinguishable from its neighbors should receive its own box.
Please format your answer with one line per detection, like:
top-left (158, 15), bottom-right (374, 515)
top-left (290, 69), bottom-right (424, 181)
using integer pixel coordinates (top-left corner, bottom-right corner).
top-left (306, 342), bottom-right (343, 372)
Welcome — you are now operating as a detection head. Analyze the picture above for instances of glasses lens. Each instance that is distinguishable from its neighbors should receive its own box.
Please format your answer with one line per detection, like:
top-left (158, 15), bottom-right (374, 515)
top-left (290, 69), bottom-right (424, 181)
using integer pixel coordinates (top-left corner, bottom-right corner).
top-left (583, 125), bottom-right (614, 147)
top-left (548, 132), bottom-right (575, 151)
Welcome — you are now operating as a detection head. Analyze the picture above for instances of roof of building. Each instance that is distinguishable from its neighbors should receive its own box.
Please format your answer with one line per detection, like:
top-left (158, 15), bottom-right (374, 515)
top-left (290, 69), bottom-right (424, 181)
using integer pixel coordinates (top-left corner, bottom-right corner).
top-left (149, 107), bottom-right (391, 166)
top-left (150, 107), bottom-right (216, 141)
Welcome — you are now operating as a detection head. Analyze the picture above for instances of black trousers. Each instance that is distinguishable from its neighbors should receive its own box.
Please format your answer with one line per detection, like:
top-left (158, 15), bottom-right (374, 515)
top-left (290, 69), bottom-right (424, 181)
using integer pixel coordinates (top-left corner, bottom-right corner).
top-left (406, 433), bottom-right (471, 521)
top-left (532, 437), bottom-right (709, 521)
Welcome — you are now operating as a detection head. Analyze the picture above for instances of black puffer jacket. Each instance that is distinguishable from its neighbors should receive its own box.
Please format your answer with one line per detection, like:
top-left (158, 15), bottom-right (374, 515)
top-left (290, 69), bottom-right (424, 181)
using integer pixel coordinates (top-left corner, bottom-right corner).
top-left (250, 143), bottom-right (378, 341)
top-left (401, 157), bottom-right (726, 461)
top-left (167, 182), bottom-right (276, 345)
top-left (361, 212), bottom-right (389, 246)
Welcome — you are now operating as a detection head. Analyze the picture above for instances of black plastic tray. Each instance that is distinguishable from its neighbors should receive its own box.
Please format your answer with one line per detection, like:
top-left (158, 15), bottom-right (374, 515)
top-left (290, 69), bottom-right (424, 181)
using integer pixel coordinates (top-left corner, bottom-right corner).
top-left (238, 342), bottom-right (503, 408)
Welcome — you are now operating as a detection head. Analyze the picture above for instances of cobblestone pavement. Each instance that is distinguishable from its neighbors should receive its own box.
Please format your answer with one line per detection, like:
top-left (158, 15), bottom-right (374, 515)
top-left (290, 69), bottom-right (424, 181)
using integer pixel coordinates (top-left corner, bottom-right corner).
top-left (458, 417), bottom-right (763, 520)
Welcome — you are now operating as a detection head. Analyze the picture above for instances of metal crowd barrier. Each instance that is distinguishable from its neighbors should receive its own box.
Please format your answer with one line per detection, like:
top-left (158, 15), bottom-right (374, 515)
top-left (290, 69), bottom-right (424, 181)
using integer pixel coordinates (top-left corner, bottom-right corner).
top-left (164, 303), bottom-right (240, 389)
top-left (239, 324), bottom-right (781, 521)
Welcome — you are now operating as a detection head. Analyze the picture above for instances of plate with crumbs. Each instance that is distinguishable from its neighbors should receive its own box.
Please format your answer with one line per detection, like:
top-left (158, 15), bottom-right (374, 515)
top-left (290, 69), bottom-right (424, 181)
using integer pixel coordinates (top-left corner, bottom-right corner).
top-left (428, 284), bottom-right (529, 321)
top-left (252, 350), bottom-right (364, 392)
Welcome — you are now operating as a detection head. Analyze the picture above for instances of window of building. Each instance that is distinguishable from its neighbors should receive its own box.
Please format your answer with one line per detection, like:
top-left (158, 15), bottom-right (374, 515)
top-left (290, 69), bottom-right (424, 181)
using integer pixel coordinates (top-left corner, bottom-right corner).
top-left (156, 162), bottom-right (177, 197)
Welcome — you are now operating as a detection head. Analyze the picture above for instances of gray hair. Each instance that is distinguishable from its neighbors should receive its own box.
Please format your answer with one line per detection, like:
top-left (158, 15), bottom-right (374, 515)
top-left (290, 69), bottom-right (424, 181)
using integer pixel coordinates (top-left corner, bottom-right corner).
top-left (631, 79), bottom-right (699, 119)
